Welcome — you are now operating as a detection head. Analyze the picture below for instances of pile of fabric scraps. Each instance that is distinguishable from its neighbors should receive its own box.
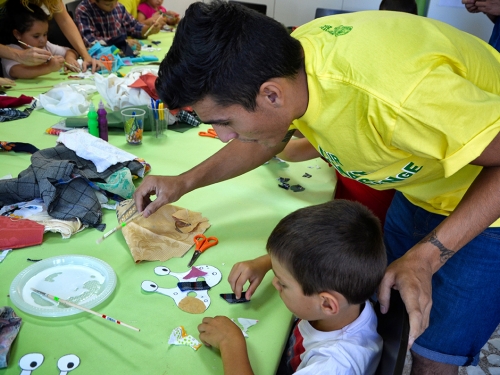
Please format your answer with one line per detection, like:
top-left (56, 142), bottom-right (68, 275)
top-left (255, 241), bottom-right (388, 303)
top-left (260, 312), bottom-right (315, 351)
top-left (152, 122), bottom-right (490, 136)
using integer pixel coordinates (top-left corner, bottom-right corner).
top-left (37, 83), bottom-right (97, 117)
top-left (0, 130), bottom-right (149, 230)
top-left (0, 99), bottom-right (36, 122)
top-left (0, 306), bottom-right (22, 368)
top-left (168, 326), bottom-right (202, 351)
top-left (0, 199), bottom-right (85, 240)
top-left (116, 199), bottom-right (209, 263)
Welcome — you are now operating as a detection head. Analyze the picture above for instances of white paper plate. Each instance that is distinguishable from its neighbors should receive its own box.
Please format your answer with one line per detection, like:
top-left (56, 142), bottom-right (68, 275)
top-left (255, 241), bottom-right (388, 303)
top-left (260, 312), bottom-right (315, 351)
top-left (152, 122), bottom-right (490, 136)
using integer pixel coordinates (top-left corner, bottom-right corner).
top-left (9, 255), bottom-right (116, 317)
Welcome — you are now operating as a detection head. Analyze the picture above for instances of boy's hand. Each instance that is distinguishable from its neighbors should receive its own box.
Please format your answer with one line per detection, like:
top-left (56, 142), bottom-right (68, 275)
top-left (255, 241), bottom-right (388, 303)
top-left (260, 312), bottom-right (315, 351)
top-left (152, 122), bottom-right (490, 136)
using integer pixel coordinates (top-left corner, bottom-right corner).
top-left (48, 56), bottom-right (65, 72)
top-left (228, 255), bottom-right (272, 300)
top-left (127, 39), bottom-right (142, 51)
top-left (165, 10), bottom-right (180, 26)
top-left (198, 316), bottom-right (245, 349)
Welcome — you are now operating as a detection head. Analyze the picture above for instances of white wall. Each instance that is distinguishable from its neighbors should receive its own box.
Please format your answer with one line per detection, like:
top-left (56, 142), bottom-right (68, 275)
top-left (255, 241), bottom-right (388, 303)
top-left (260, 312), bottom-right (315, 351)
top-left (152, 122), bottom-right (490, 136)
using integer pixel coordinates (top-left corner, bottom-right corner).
top-left (427, 0), bottom-right (493, 42)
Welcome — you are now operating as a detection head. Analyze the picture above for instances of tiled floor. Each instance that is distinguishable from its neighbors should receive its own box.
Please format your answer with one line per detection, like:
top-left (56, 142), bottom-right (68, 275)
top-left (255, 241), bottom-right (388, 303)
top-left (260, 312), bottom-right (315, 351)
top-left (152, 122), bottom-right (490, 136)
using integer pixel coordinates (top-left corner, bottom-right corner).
top-left (402, 325), bottom-right (500, 375)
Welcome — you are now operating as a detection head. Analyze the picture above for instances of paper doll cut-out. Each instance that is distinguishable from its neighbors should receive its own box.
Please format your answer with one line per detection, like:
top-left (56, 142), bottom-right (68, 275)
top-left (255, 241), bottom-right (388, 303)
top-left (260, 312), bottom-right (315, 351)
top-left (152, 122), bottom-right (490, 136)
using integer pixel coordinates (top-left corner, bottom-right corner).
top-left (57, 354), bottom-right (80, 375)
top-left (168, 326), bottom-right (202, 351)
top-left (19, 353), bottom-right (44, 375)
top-left (142, 265), bottom-right (222, 314)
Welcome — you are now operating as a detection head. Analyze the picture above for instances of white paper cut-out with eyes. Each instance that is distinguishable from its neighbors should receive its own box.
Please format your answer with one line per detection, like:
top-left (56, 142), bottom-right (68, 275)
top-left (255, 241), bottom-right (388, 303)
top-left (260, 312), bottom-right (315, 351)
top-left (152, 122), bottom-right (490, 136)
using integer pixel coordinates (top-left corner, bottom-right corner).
top-left (57, 354), bottom-right (80, 375)
top-left (19, 353), bottom-right (44, 375)
top-left (141, 265), bottom-right (222, 314)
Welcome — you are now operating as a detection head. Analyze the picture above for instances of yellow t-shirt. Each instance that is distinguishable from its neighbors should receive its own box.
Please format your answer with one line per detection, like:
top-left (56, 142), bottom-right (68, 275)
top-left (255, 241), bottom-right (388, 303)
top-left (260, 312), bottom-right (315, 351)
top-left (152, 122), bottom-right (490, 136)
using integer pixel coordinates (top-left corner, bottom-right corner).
top-left (119, 0), bottom-right (139, 18)
top-left (291, 11), bottom-right (500, 225)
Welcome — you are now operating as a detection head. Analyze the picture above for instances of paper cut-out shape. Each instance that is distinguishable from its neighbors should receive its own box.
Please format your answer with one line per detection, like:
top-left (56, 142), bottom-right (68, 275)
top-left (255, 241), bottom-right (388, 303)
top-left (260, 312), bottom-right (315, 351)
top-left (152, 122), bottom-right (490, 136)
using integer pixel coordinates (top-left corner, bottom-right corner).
top-left (57, 354), bottom-right (80, 375)
top-left (232, 318), bottom-right (258, 338)
top-left (168, 326), bottom-right (201, 351)
top-left (142, 265), bottom-right (222, 314)
top-left (19, 353), bottom-right (44, 375)
top-left (182, 266), bottom-right (207, 280)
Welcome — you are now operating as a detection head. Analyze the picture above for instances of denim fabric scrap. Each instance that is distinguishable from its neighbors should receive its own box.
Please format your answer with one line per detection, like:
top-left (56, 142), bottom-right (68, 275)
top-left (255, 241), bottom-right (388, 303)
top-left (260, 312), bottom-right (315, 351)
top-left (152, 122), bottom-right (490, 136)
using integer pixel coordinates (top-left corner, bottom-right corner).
top-left (0, 306), bottom-right (22, 369)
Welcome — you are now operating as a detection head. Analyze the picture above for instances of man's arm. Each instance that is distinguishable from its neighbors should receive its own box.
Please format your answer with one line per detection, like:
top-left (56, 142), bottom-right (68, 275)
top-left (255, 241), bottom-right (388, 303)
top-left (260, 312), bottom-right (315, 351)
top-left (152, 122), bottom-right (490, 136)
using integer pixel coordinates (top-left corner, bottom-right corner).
top-left (378, 132), bottom-right (500, 348)
top-left (133, 136), bottom-right (288, 217)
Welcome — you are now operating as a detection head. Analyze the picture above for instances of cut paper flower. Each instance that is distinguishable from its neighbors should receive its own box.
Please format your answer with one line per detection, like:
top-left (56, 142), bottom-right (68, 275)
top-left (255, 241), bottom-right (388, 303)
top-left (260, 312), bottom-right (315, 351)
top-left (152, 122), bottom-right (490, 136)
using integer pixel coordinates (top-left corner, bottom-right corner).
top-left (168, 326), bottom-right (201, 351)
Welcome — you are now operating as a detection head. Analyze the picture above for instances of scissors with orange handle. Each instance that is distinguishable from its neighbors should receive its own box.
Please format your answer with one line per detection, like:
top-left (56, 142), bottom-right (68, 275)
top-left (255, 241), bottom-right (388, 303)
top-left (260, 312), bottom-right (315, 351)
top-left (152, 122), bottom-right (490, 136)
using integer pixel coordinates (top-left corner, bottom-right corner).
top-left (198, 128), bottom-right (218, 139)
top-left (100, 54), bottom-right (115, 72)
top-left (188, 234), bottom-right (219, 267)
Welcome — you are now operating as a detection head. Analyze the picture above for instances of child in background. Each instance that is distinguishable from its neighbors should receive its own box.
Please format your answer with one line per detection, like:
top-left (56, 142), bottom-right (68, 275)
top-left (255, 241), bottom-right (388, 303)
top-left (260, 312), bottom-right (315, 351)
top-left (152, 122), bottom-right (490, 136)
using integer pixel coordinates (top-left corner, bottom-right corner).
top-left (74, 0), bottom-right (162, 50)
top-left (137, 0), bottom-right (179, 26)
top-left (198, 200), bottom-right (387, 375)
top-left (1, 1), bottom-right (80, 79)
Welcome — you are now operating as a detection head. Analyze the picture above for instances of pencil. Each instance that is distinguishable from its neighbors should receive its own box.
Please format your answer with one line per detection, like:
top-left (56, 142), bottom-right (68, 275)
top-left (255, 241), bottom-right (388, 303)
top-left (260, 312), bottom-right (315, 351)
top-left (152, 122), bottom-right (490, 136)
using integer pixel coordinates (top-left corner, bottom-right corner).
top-left (18, 40), bottom-right (81, 72)
top-left (31, 288), bottom-right (140, 332)
top-left (96, 211), bottom-right (142, 244)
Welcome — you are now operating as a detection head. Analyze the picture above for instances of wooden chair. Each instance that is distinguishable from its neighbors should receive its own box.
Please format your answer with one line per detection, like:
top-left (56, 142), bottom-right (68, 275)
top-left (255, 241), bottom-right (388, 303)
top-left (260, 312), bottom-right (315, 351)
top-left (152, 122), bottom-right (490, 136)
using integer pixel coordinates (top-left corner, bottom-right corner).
top-left (314, 8), bottom-right (351, 18)
top-left (228, 1), bottom-right (267, 15)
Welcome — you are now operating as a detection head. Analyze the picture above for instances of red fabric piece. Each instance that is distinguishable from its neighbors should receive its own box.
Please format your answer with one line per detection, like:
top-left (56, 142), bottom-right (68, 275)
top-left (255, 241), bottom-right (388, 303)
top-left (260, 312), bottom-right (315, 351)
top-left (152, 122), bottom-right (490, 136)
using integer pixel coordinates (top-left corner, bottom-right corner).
top-left (0, 95), bottom-right (34, 108)
top-left (128, 73), bottom-right (159, 100)
top-left (334, 171), bottom-right (395, 226)
top-left (0, 216), bottom-right (44, 250)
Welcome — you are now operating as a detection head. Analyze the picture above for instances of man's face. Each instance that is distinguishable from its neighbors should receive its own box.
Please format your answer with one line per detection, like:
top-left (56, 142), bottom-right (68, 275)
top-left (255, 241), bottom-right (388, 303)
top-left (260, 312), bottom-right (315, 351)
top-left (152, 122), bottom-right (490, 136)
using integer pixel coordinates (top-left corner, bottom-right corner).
top-left (93, 0), bottom-right (118, 12)
top-left (192, 96), bottom-right (292, 149)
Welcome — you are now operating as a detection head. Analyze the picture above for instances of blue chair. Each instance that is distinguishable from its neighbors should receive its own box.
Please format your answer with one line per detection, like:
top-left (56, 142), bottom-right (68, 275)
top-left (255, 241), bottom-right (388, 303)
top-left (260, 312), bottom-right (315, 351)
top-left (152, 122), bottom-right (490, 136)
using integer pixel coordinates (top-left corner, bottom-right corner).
top-left (314, 8), bottom-right (351, 18)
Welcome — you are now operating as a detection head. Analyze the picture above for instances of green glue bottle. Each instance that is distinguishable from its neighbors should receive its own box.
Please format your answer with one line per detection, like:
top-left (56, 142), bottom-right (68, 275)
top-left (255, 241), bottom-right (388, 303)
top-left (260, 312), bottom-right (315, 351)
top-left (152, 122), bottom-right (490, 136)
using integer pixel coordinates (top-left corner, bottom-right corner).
top-left (87, 102), bottom-right (99, 137)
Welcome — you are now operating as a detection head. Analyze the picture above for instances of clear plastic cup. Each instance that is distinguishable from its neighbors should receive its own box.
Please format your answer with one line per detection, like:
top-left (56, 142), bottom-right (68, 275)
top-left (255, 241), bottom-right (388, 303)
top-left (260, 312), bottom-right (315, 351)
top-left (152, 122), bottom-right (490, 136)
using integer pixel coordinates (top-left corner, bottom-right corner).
top-left (121, 108), bottom-right (145, 145)
top-left (148, 103), bottom-right (169, 138)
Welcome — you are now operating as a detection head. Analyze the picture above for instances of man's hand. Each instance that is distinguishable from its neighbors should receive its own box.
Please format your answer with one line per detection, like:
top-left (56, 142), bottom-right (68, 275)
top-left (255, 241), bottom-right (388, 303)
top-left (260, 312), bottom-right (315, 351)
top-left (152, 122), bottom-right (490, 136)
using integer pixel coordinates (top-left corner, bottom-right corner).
top-left (198, 316), bottom-right (245, 349)
top-left (16, 47), bottom-right (52, 65)
top-left (474, 0), bottom-right (500, 15)
top-left (133, 175), bottom-right (189, 217)
top-left (377, 245), bottom-right (434, 349)
top-left (228, 255), bottom-right (272, 300)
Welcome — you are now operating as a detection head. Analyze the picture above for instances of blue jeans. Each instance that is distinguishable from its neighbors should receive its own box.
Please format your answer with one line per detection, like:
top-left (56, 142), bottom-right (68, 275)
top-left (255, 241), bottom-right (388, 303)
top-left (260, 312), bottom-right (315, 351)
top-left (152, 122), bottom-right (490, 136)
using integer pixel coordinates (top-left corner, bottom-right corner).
top-left (384, 192), bottom-right (500, 366)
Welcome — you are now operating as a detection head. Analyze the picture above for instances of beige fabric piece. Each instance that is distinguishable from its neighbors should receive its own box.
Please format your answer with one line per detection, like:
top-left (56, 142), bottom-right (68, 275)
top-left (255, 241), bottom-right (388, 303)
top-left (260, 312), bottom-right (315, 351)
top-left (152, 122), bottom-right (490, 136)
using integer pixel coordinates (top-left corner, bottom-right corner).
top-left (116, 200), bottom-right (210, 263)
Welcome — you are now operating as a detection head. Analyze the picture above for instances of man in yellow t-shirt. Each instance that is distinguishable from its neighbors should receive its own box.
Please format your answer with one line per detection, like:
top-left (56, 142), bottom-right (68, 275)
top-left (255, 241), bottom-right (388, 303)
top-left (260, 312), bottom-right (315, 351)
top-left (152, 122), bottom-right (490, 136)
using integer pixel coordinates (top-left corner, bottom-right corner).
top-left (134, 2), bottom-right (500, 374)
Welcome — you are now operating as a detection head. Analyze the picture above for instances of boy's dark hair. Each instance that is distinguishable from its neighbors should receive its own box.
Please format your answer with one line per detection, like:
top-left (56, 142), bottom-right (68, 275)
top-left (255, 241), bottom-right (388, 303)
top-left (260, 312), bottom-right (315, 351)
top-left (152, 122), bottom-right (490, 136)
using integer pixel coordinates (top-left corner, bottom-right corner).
top-left (266, 200), bottom-right (387, 305)
top-left (156, 0), bottom-right (303, 111)
top-left (379, 0), bottom-right (418, 15)
top-left (5, 0), bottom-right (50, 44)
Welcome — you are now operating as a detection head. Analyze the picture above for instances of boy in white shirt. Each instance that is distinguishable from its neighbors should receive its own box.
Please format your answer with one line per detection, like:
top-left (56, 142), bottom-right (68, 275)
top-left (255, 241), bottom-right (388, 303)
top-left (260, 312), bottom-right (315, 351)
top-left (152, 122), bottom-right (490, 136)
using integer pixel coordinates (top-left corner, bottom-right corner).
top-left (198, 200), bottom-right (387, 375)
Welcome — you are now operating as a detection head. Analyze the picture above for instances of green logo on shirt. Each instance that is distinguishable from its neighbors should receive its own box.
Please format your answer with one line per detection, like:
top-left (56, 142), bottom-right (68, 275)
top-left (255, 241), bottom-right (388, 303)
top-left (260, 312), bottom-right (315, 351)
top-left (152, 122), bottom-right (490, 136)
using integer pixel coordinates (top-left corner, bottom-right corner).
top-left (318, 145), bottom-right (423, 186)
top-left (320, 25), bottom-right (353, 36)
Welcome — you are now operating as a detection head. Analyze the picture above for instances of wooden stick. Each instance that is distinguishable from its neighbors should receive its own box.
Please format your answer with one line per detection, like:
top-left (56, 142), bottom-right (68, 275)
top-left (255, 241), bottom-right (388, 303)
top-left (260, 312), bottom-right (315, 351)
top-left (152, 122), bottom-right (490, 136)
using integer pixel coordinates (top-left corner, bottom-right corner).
top-left (144, 14), bottom-right (162, 37)
top-left (96, 211), bottom-right (142, 244)
top-left (18, 40), bottom-right (81, 72)
top-left (31, 288), bottom-right (140, 332)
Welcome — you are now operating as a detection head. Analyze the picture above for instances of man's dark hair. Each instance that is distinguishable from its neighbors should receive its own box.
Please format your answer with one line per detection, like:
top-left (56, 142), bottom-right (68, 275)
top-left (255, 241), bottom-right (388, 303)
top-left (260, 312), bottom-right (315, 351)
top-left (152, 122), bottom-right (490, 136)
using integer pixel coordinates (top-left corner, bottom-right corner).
top-left (267, 200), bottom-right (387, 305)
top-left (379, 0), bottom-right (418, 15)
top-left (156, 0), bottom-right (303, 110)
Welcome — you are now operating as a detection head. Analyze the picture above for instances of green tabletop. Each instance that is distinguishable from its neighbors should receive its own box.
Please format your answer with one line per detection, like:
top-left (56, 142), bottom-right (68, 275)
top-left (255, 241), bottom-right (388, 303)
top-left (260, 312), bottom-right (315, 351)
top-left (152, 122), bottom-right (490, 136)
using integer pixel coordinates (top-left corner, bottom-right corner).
top-left (0, 32), bottom-right (335, 375)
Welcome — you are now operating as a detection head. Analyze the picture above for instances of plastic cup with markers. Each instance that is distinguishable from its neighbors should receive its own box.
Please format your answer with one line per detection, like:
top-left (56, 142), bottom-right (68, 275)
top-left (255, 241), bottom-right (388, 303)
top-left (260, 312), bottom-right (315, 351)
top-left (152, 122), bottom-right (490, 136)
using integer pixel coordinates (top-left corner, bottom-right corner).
top-left (121, 108), bottom-right (145, 145)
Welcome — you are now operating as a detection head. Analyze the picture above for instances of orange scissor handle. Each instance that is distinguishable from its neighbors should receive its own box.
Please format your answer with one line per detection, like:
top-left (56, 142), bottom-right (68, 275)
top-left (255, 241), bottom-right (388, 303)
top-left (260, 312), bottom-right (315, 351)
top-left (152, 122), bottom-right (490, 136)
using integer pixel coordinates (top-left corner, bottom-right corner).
top-left (193, 234), bottom-right (219, 252)
top-left (100, 55), bottom-right (114, 71)
top-left (198, 128), bottom-right (218, 138)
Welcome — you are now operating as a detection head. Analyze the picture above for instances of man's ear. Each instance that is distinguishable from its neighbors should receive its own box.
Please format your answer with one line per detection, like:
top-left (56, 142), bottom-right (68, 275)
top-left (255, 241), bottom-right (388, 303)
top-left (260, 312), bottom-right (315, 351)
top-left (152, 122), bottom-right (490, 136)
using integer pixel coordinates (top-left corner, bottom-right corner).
top-left (318, 292), bottom-right (341, 315)
top-left (259, 80), bottom-right (284, 106)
